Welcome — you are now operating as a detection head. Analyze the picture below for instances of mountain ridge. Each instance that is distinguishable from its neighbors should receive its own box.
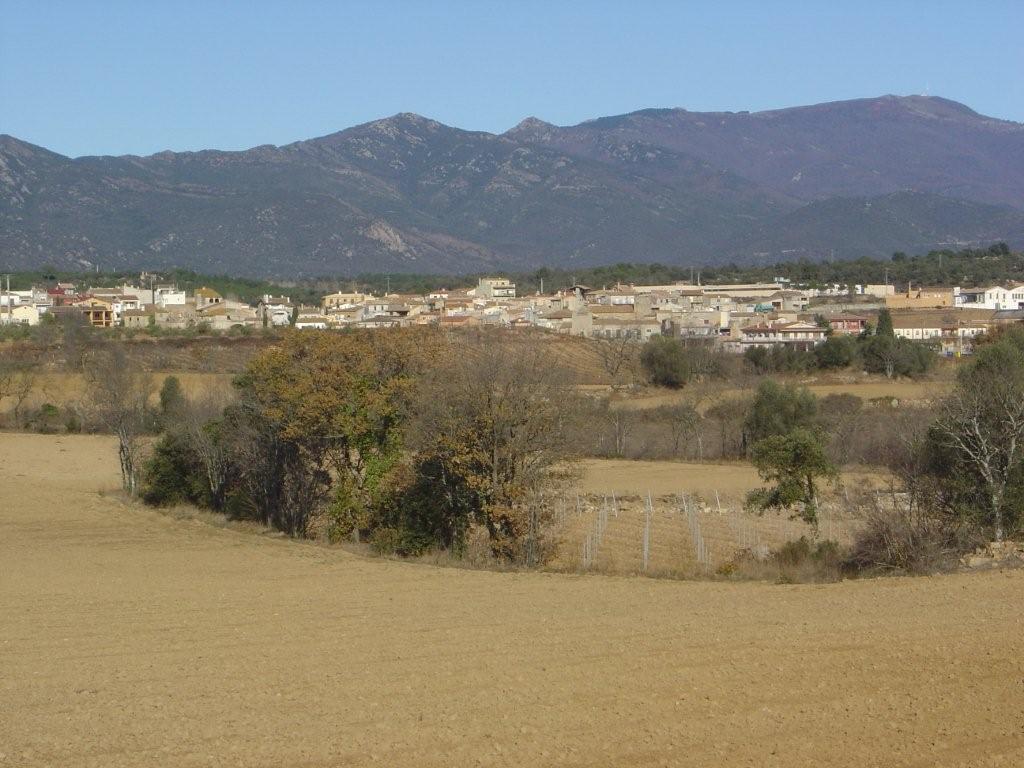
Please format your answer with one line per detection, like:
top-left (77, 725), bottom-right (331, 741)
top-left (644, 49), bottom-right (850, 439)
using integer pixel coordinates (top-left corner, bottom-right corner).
top-left (3, 95), bottom-right (1024, 277)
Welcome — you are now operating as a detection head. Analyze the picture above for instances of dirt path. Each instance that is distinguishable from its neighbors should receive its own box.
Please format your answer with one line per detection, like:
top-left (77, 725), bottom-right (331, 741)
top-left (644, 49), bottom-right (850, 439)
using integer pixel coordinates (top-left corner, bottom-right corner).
top-left (2, 433), bottom-right (1023, 767)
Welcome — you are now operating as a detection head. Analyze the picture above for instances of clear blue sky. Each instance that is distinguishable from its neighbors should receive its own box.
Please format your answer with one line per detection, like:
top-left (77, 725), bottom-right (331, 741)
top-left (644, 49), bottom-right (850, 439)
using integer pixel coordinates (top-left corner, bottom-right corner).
top-left (2, 0), bottom-right (1022, 158)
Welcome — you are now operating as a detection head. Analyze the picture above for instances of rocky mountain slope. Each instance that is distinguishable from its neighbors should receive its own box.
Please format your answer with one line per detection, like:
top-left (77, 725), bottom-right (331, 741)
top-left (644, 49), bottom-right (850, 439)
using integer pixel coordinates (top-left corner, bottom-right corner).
top-left (2, 95), bottom-right (1023, 276)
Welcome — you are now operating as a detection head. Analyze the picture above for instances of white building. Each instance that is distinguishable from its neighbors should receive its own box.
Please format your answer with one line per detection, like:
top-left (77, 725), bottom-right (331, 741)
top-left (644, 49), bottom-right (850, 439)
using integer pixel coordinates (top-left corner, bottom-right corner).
top-left (156, 287), bottom-right (188, 308)
top-left (258, 295), bottom-right (294, 326)
top-left (738, 321), bottom-right (827, 351)
top-left (955, 284), bottom-right (1024, 310)
top-left (476, 277), bottom-right (516, 299)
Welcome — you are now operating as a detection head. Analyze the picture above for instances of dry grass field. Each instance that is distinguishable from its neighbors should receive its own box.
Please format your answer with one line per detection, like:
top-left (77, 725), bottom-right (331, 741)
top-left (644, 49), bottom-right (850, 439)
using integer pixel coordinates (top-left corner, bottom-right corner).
top-left (3, 432), bottom-right (1024, 767)
top-left (2, 369), bottom-right (950, 420)
top-left (576, 458), bottom-right (886, 500)
top-left (1, 371), bottom-right (237, 414)
top-left (612, 377), bottom-right (952, 412)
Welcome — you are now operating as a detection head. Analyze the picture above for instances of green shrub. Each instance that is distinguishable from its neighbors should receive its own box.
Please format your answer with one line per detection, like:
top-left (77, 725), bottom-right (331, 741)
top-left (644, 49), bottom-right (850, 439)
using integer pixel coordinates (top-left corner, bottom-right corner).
top-left (367, 525), bottom-right (436, 557)
top-left (815, 335), bottom-right (858, 369)
top-left (142, 432), bottom-right (206, 506)
top-left (31, 403), bottom-right (62, 434)
top-left (744, 379), bottom-right (818, 445)
top-left (640, 336), bottom-right (690, 387)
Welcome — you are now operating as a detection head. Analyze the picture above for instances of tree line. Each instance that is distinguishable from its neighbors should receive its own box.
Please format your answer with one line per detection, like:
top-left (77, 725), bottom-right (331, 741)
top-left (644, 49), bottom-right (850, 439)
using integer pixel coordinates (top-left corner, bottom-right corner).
top-left (15, 318), bottom-right (1016, 575)
top-left (140, 330), bottom-right (577, 564)
top-left (8, 242), bottom-right (1020, 300)
top-left (640, 309), bottom-right (934, 386)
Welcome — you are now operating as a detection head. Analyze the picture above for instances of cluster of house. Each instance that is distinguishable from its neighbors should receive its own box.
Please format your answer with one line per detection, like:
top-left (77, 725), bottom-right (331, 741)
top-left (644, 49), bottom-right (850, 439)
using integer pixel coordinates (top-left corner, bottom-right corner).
top-left (0, 278), bottom-right (297, 332)
top-left (3, 274), bottom-right (1022, 356)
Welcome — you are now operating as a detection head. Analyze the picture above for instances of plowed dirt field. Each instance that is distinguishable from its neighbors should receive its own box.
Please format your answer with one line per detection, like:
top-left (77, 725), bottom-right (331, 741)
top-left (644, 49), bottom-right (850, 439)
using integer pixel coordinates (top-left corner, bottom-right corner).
top-left (2, 433), bottom-right (1022, 767)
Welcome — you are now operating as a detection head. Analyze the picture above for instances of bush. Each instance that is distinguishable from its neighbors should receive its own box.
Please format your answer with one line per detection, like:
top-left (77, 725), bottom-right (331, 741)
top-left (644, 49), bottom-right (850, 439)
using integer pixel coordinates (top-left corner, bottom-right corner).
top-left (861, 336), bottom-right (934, 378)
top-left (64, 410), bottom-right (82, 434)
top-left (367, 527), bottom-right (405, 555)
top-left (775, 536), bottom-right (842, 568)
top-left (30, 403), bottom-right (62, 433)
top-left (844, 506), bottom-right (970, 574)
top-left (819, 393), bottom-right (862, 419)
top-left (640, 336), bottom-right (690, 387)
top-left (640, 337), bottom-right (730, 387)
top-left (142, 431), bottom-right (207, 506)
top-left (725, 536), bottom-right (843, 583)
top-left (815, 335), bottom-right (858, 369)
top-left (744, 345), bottom-right (818, 374)
top-left (366, 525), bottom-right (436, 557)
top-left (744, 379), bottom-right (817, 445)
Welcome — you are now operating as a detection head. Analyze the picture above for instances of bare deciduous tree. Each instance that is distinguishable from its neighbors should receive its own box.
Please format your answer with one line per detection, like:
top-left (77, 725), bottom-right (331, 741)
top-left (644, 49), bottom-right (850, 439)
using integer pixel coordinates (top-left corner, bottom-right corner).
top-left (82, 348), bottom-right (152, 494)
top-left (0, 356), bottom-right (38, 427)
top-left (409, 340), bottom-right (580, 559)
top-left (595, 336), bottom-right (640, 389)
top-left (183, 392), bottom-right (237, 511)
top-left (933, 384), bottom-right (1024, 541)
top-left (609, 407), bottom-right (636, 458)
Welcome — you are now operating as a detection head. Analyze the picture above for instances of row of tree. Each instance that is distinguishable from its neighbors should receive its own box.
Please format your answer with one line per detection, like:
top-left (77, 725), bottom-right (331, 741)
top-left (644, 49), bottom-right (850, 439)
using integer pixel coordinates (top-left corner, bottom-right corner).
top-left (141, 330), bottom-right (576, 562)
top-left (639, 309), bottom-right (934, 388)
top-left (80, 324), bottom-right (1020, 571)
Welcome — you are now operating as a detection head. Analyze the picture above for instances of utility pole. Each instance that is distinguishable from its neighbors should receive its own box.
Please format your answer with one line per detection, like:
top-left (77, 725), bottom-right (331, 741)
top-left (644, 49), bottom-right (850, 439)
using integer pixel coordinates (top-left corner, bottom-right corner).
top-left (3, 274), bottom-right (11, 324)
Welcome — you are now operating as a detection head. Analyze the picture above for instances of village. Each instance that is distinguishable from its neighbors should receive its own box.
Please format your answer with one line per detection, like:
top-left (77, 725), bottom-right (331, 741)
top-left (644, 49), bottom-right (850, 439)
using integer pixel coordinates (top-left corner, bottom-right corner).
top-left (3, 272), bottom-right (1024, 355)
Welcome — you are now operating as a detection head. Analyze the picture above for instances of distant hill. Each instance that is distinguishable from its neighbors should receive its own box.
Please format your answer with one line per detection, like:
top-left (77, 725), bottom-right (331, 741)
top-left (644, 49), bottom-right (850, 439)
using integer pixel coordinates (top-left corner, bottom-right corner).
top-left (3, 95), bottom-right (1024, 277)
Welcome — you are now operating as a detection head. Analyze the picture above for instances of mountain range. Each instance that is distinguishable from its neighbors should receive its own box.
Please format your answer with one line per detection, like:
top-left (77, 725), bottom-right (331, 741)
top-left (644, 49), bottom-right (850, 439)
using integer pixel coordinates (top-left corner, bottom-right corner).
top-left (3, 95), bottom-right (1024, 277)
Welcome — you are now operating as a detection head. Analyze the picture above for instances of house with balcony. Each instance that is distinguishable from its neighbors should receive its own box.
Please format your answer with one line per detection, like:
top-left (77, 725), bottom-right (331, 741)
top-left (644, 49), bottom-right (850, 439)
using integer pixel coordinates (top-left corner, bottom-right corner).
top-left (68, 296), bottom-right (115, 328)
top-left (739, 321), bottom-right (827, 352)
top-left (827, 314), bottom-right (869, 335)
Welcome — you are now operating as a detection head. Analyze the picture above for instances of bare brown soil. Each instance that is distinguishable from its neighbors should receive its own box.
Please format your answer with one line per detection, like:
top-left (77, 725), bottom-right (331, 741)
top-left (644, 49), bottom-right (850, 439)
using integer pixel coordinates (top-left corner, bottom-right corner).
top-left (2, 433), bottom-right (1023, 767)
